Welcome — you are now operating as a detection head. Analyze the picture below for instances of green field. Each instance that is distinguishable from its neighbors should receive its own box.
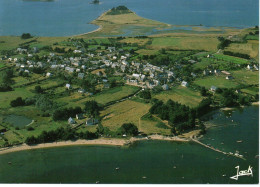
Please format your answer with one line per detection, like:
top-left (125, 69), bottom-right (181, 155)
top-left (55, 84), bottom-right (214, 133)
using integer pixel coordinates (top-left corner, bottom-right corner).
top-left (225, 40), bottom-right (259, 59)
top-left (150, 36), bottom-right (218, 51)
top-left (245, 35), bottom-right (259, 40)
top-left (231, 70), bottom-right (259, 85)
top-left (153, 86), bottom-right (203, 108)
top-left (194, 76), bottom-right (240, 89)
top-left (213, 54), bottom-right (249, 64)
top-left (0, 88), bottom-right (35, 109)
top-left (100, 99), bottom-right (170, 135)
top-left (56, 85), bottom-right (140, 107)
top-left (0, 63), bottom-right (6, 68)
top-left (241, 86), bottom-right (259, 95)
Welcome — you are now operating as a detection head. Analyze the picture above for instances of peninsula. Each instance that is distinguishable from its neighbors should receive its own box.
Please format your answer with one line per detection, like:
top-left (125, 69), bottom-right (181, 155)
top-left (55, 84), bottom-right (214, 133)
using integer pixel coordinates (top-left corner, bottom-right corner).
top-left (0, 6), bottom-right (258, 155)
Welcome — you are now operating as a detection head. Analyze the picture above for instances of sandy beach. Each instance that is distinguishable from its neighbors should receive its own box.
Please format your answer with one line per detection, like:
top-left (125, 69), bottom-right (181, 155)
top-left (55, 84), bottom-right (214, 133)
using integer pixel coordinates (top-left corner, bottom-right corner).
top-left (0, 135), bottom-right (189, 155)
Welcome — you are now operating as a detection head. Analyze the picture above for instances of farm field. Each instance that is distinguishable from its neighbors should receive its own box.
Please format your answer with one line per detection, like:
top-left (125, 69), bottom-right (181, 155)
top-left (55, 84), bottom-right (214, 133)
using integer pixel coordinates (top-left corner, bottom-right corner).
top-left (100, 100), bottom-right (151, 131)
top-left (0, 88), bottom-right (35, 109)
top-left (230, 70), bottom-right (259, 85)
top-left (56, 85), bottom-right (140, 107)
top-left (150, 36), bottom-right (219, 51)
top-left (241, 86), bottom-right (259, 95)
top-left (225, 40), bottom-right (259, 59)
top-left (153, 86), bottom-right (203, 108)
top-left (194, 76), bottom-right (240, 89)
top-left (213, 54), bottom-right (249, 64)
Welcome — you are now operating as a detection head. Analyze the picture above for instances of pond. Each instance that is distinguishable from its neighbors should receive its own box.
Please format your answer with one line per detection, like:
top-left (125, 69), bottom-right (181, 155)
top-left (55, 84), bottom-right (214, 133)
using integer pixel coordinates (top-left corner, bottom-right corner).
top-left (4, 114), bottom-right (33, 128)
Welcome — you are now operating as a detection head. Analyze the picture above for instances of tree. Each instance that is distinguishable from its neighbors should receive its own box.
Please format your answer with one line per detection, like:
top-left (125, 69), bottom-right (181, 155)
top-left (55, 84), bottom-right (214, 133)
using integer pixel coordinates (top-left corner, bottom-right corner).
top-left (110, 79), bottom-right (117, 88)
top-left (139, 90), bottom-right (151, 100)
top-left (21, 33), bottom-right (32, 39)
top-left (10, 97), bottom-right (25, 107)
top-left (84, 101), bottom-right (100, 117)
top-left (35, 85), bottom-right (43, 93)
top-left (200, 86), bottom-right (207, 96)
top-left (35, 95), bottom-right (55, 112)
top-left (118, 123), bottom-right (138, 136)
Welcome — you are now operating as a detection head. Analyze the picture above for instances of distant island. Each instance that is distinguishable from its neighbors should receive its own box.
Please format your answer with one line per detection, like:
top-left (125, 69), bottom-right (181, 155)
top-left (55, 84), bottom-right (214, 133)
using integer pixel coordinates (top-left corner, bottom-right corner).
top-left (90, 0), bottom-right (100, 4)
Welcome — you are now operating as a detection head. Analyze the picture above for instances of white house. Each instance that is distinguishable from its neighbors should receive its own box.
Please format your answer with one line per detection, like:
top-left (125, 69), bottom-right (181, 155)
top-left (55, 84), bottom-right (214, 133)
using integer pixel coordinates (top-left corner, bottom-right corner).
top-left (181, 81), bottom-right (189, 87)
top-left (210, 86), bottom-right (217, 92)
top-left (247, 65), bottom-right (253, 70)
top-left (66, 83), bottom-right (71, 89)
top-left (76, 114), bottom-right (84, 120)
top-left (46, 72), bottom-right (52, 77)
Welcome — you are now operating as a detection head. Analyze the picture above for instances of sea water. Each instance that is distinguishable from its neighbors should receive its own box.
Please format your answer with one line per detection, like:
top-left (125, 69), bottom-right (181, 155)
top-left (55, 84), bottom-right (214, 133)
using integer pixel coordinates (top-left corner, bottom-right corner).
top-left (0, 106), bottom-right (258, 184)
top-left (0, 0), bottom-right (258, 36)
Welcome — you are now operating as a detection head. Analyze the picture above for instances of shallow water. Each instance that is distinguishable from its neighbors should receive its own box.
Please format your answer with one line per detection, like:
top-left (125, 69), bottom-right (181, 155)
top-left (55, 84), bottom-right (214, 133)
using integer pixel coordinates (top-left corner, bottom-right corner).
top-left (0, 106), bottom-right (258, 184)
top-left (0, 0), bottom-right (258, 36)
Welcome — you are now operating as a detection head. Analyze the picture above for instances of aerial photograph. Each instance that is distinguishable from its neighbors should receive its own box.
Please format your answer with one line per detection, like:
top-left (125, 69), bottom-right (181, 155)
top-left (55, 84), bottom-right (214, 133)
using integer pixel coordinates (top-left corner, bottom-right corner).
top-left (0, 0), bottom-right (259, 184)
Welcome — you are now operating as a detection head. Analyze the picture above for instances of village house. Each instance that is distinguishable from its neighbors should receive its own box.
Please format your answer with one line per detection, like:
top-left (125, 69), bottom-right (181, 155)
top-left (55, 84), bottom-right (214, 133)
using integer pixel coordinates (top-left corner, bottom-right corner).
top-left (46, 72), bottom-right (52, 77)
top-left (247, 65), bottom-right (253, 70)
top-left (66, 83), bottom-right (72, 89)
top-left (78, 88), bottom-right (85, 93)
top-left (162, 84), bottom-right (169, 90)
top-left (68, 117), bottom-right (76, 124)
top-left (76, 114), bottom-right (84, 120)
top-left (210, 86), bottom-right (217, 92)
top-left (221, 71), bottom-right (231, 75)
top-left (181, 81), bottom-right (189, 87)
top-left (86, 118), bottom-right (99, 126)
top-left (226, 75), bottom-right (233, 80)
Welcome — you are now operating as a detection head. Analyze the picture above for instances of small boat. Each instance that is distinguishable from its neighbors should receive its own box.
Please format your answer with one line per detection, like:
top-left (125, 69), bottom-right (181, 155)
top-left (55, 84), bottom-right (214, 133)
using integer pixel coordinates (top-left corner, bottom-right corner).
top-left (96, 181), bottom-right (100, 184)
top-left (236, 140), bottom-right (243, 143)
top-left (173, 166), bottom-right (176, 169)
top-left (142, 176), bottom-right (146, 179)
top-left (222, 174), bottom-right (226, 177)
top-left (221, 142), bottom-right (224, 145)
top-left (115, 167), bottom-right (120, 170)
top-left (8, 162), bottom-right (12, 164)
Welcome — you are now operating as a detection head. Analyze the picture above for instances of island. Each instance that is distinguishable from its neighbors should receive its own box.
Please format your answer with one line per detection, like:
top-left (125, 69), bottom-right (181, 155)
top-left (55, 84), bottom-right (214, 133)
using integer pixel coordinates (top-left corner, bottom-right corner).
top-left (0, 6), bottom-right (258, 155)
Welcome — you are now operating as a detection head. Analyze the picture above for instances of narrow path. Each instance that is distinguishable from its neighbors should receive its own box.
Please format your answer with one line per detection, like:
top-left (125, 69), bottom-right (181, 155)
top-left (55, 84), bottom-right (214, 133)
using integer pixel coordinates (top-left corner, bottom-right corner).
top-left (190, 137), bottom-right (246, 160)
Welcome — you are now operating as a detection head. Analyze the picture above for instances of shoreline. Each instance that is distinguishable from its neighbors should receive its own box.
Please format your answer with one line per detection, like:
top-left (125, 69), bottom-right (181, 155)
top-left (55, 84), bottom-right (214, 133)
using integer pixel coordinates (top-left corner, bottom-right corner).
top-left (73, 10), bottom-right (108, 37)
top-left (0, 135), bottom-right (189, 155)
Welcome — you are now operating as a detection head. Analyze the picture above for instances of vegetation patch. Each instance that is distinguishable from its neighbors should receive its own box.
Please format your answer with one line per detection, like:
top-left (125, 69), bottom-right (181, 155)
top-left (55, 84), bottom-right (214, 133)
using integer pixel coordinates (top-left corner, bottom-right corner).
top-left (154, 86), bottom-right (203, 108)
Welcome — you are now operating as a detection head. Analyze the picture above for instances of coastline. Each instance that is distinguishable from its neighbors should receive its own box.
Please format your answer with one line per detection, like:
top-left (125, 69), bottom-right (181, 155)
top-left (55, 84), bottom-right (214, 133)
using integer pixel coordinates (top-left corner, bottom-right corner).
top-left (73, 10), bottom-right (108, 37)
top-left (0, 135), bottom-right (189, 155)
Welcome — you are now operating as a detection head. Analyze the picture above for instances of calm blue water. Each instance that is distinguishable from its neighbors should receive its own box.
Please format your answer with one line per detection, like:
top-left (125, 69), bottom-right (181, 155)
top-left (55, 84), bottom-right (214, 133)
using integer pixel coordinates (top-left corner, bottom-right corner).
top-left (0, 0), bottom-right (258, 36)
top-left (0, 106), bottom-right (258, 183)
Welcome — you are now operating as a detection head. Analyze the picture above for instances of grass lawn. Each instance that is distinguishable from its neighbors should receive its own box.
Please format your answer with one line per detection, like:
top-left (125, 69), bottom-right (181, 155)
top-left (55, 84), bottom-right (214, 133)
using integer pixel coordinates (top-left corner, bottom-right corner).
top-left (153, 86), bottom-right (203, 108)
top-left (194, 76), bottom-right (240, 89)
top-left (231, 70), bottom-right (259, 85)
top-left (100, 100), bottom-right (151, 131)
top-left (213, 54), bottom-right (249, 64)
